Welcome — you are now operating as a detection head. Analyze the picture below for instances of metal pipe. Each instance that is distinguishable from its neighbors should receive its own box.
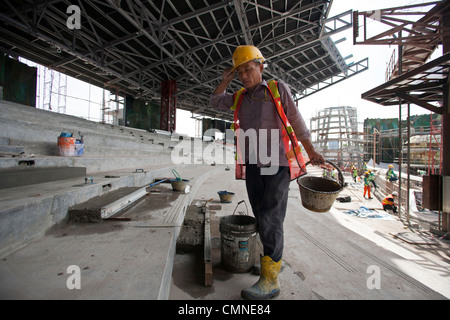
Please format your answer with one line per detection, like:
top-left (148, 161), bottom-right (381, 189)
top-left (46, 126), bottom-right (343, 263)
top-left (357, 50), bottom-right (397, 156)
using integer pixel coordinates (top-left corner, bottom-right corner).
top-left (398, 34), bottom-right (403, 219)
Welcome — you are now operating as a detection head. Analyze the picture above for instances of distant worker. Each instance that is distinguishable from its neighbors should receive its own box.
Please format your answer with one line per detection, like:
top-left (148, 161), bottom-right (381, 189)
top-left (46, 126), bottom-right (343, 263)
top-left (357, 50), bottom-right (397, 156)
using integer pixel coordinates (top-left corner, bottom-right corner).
top-left (363, 171), bottom-right (372, 199)
top-left (352, 166), bottom-right (358, 182)
top-left (209, 45), bottom-right (324, 300)
top-left (382, 191), bottom-right (398, 213)
top-left (331, 168), bottom-right (338, 181)
top-left (386, 164), bottom-right (398, 182)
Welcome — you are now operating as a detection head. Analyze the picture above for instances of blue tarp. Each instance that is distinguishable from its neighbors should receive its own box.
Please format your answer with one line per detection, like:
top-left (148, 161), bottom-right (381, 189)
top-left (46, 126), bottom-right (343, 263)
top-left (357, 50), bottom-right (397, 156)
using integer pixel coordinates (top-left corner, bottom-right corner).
top-left (344, 206), bottom-right (395, 220)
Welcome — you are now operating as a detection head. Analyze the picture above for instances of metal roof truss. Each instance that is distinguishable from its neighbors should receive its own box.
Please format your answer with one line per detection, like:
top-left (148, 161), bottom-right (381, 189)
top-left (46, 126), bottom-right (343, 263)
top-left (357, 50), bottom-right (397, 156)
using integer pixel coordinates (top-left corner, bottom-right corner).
top-left (0, 0), bottom-right (367, 121)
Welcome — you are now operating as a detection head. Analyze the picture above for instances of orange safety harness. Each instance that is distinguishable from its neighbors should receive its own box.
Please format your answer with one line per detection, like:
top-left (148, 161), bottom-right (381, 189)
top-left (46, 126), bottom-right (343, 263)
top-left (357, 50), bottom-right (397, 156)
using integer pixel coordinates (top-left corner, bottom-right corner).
top-left (230, 80), bottom-right (307, 180)
top-left (382, 195), bottom-right (395, 206)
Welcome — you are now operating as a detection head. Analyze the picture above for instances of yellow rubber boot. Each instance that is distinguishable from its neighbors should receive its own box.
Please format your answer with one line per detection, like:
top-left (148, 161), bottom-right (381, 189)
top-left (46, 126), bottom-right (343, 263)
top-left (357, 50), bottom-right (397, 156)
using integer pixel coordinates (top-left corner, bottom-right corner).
top-left (241, 255), bottom-right (281, 300)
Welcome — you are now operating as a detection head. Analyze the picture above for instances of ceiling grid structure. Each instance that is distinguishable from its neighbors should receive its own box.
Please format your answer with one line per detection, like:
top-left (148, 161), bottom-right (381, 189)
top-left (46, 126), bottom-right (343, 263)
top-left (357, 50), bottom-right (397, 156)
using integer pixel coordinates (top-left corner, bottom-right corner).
top-left (0, 0), bottom-right (368, 121)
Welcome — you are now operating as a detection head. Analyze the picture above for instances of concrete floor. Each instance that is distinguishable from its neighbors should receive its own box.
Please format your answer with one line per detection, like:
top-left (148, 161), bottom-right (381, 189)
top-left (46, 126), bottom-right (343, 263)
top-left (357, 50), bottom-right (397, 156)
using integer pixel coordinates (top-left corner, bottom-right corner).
top-left (0, 164), bottom-right (449, 300)
top-left (170, 166), bottom-right (450, 300)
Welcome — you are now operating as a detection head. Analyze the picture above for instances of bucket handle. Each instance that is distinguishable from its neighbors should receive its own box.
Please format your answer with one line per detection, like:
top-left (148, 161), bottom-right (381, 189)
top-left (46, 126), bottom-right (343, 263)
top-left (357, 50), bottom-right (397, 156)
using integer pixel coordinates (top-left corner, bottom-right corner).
top-left (304, 160), bottom-right (344, 189)
top-left (172, 169), bottom-right (182, 181)
top-left (232, 200), bottom-right (249, 216)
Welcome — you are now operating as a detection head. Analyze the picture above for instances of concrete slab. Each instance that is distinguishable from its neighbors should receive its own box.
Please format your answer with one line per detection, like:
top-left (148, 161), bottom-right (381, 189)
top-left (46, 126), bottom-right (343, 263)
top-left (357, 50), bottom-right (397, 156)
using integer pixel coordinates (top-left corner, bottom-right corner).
top-left (0, 164), bottom-right (222, 299)
top-left (0, 164), bottom-right (449, 301)
top-left (0, 161), bottom-right (217, 257)
top-left (170, 167), bottom-right (450, 300)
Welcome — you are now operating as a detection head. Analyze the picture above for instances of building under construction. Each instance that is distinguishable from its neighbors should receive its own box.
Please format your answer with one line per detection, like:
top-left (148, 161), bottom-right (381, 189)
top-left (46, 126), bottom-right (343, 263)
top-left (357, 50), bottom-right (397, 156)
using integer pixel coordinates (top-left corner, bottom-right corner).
top-left (310, 106), bottom-right (364, 167)
top-left (363, 113), bottom-right (442, 174)
top-left (355, 0), bottom-right (449, 234)
top-left (0, 0), bottom-right (449, 302)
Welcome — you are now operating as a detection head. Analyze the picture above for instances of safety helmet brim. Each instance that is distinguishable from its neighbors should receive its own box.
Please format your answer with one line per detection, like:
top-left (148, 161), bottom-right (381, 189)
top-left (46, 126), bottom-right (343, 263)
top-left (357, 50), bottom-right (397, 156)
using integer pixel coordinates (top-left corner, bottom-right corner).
top-left (232, 45), bottom-right (265, 71)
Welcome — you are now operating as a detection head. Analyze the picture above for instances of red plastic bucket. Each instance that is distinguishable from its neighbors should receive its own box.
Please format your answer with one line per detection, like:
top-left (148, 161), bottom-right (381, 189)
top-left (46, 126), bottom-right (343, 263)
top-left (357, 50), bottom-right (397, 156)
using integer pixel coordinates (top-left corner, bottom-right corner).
top-left (57, 137), bottom-right (75, 156)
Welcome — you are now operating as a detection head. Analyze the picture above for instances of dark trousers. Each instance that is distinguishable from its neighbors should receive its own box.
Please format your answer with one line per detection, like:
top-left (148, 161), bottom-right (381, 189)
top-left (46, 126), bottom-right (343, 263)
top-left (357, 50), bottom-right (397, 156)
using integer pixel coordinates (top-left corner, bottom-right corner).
top-left (383, 204), bottom-right (397, 213)
top-left (245, 164), bottom-right (290, 262)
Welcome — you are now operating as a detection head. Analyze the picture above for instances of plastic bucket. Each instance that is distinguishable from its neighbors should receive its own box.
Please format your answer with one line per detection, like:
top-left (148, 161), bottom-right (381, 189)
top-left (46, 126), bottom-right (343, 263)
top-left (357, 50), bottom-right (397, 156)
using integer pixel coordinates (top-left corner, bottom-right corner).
top-left (297, 160), bottom-right (344, 212)
top-left (170, 179), bottom-right (188, 191)
top-left (57, 137), bottom-right (75, 156)
top-left (75, 141), bottom-right (84, 156)
top-left (219, 215), bottom-right (257, 273)
top-left (218, 191), bottom-right (235, 203)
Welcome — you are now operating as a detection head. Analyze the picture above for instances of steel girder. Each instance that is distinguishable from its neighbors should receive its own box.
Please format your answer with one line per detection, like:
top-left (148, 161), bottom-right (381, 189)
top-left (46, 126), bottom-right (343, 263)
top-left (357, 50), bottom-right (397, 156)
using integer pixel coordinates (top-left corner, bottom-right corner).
top-left (353, 1), bottom-right (450, 80)
top-left (0, 0), bottom-right (367, 122)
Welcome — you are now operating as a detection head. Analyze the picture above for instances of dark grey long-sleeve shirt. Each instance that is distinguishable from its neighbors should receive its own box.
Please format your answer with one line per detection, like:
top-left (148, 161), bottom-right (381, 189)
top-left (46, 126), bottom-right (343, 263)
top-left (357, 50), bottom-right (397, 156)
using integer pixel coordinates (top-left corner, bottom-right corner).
top-left (209, 80), bottom-right (311, 167)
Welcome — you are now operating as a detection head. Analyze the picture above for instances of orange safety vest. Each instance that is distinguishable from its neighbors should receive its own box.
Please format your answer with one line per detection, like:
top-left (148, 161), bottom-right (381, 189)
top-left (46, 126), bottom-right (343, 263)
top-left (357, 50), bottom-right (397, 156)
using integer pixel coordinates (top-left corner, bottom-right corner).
top-left (382, 195), bottom-right (395, 206)
top-left (230, 80), bottom-right (307, 180)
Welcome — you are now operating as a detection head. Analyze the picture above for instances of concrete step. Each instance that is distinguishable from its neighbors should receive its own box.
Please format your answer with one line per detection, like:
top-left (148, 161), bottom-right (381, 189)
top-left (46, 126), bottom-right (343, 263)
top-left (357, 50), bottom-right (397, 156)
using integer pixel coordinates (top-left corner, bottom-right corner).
top-left (0, 137), bottom-right (10, 145)
top-left (0, 166), bottom-right (87, 189)
top-left (0, 145), bottom-right (25, 154)
top-left (0, 117), bottom-right (169, 156)
top-left (0, 164), bottom-right (225, 300)
top-left (0, 162), bottom-right (220, 257)
top-left (0, 101), bottom-right (179, 157)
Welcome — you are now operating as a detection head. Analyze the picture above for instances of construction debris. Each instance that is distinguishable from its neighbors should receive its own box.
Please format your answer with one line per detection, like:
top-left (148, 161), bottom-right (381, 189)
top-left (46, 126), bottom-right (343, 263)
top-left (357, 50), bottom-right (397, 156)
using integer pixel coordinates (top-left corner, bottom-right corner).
top-left (176, 203), bottom-right (205, 254)
top-left (392, 232), bottom-right (439, 245)
top-left (344, 206), bottom-right (395, 220)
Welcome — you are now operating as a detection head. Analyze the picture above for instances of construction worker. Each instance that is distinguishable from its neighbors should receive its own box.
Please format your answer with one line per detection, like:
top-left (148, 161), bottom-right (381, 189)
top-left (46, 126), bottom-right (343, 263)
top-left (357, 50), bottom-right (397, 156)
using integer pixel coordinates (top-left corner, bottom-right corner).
top-left (363, 171), bottom-right (372, 199)
top-left (386, 164), bottom-right (398, 182)
top-left (352, 166), bottom-right (358, 182)
top-left (368, 169), bottom-right (377, 189)
top-left (209, 45), bottom-right (324, 300)
top-left (382, 191), bottom-right (398, 213)
top-left (331, 168), bottom-right (338, 181)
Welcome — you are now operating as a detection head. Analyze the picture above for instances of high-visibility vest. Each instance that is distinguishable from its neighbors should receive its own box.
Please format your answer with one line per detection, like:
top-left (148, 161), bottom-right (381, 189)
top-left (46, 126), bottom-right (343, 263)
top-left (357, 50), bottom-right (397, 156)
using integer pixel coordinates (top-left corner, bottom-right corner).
top-left (230, 80), bottom-right (307, 180)
top-left (386, 168), bottom-right (396, 179)
top-left (382, 195), bottom-right (395, 206)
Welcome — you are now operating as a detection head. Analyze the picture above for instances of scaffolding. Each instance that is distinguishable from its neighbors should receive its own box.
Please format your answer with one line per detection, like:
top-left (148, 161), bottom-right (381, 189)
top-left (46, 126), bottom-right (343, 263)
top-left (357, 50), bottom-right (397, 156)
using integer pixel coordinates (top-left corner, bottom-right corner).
top-left (43, 67), bottom-right (67, 114)
top-left (104, 90), bottom-right (124, 125)
top-left (310, 106), bottom-right (364, 167)
top-left (427, 113), bottom-right (442, 175)
top-left (363, 114), bottom-right (442, 172)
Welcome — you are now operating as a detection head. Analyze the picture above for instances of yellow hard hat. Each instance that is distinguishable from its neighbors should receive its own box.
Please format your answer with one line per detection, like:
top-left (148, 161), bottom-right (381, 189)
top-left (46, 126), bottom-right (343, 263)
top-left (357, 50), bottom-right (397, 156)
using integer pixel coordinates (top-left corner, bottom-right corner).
top-left (389, 164), bottom-right (394, 168)
top-left (232, 45), bottom-right (265, 70)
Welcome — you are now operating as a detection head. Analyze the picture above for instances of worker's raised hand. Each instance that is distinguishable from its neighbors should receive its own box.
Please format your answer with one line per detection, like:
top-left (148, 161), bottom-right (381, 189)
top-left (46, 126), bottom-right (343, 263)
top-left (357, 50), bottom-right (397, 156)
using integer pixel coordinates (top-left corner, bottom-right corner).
top-left (213, 67), bottom-right (236, 94)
